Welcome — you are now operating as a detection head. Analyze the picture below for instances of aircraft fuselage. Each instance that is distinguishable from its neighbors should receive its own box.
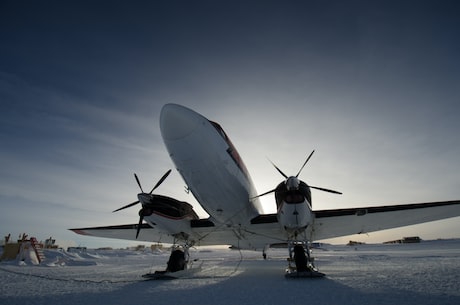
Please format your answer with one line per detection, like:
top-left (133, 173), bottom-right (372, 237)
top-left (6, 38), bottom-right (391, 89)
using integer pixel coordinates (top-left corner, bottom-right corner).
top-left (160, 104), bottom-right (264, 226)
top-left (159, 104), bottom-right (315, 238)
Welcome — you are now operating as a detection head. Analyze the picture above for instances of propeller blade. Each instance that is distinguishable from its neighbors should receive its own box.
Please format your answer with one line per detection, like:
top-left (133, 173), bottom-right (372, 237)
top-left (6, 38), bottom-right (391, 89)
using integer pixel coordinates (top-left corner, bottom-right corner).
top-left (310, 185), bottom-right (342, 195)
top-left (149, 169), bottom-right (172, 194)
top-left (250, 188), bottom-right (276, 200)
top-left (136, 214), bottom-right (144, 239)
top-left (296, 150), bottom-right (315, 178)
top-left (112, 200), bottom-right (140, 213)
top-left (134, 173), bottom-right (144, 193)
top-left (268, 159), bottom-right (288, 178)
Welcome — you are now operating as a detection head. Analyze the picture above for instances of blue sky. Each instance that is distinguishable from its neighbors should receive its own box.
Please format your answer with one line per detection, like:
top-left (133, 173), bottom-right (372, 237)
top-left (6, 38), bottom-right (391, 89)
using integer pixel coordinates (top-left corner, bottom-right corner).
top-left (1, 0), bottom-right (460, 248)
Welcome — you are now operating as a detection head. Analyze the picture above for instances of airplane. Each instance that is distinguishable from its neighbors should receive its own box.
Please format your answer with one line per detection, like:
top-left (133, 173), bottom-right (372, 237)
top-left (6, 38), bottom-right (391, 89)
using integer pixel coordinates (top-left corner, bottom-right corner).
top-left (71, 103), bottom-right (460, 278)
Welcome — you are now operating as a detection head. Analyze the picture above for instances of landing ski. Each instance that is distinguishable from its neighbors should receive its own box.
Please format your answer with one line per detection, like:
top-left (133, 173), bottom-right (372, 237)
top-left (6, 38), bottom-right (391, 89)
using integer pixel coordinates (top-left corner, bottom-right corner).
top-left (142, 271), bottom-right (178, 280)
top-left (285, 269), bottom-right (325, 278)
top-left (142, 264), bottom-right (203, 280)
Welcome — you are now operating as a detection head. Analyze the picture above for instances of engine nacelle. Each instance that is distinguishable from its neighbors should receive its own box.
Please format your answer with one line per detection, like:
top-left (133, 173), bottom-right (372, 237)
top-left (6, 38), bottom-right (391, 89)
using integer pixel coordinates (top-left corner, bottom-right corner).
top-left (275, 178), bottom-right (313, 235)
top-left (140, 194), bottom-right (198, 220)
top-left (139, 195), bottom-right (199, 239)
top-left (274, 179), bottom-right (312, 210)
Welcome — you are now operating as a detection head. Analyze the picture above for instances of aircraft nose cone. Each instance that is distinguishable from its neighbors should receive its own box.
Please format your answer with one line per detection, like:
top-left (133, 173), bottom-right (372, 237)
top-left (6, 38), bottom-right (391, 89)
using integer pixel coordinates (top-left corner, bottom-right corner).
top-left (160, 104), bottom-right (203, 140)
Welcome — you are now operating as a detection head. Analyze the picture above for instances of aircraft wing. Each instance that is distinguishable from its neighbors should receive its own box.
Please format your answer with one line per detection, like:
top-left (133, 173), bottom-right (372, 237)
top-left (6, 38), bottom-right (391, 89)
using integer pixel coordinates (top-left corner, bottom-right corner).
top-left (311, 200), bottom-right (460, 240)
top-left (71, 200), bottom-right (460, 248)
top-left (70, 224), bottom-right (177, 244)
top-left (70, 221), bottom-right (286, 250)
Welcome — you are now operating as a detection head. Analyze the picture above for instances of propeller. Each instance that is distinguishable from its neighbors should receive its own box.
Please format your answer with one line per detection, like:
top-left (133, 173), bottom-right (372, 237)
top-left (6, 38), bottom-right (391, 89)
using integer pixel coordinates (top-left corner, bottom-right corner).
top-left (309, 185), bottom-right (342, 194)
top-left (112, 199), bottom-right (140, 213)
top-left (251, 150), bottom-right (341, 199)
top-left (149, 169), bottom-right (172, 194)
top-left (136, 211), bottom-right (144, 239)
top-left (296, 150), bottom-right (315, 178)
top-left (112, 170), bottom-right (172, 213)
top-left (112, 169), bottom-right (172, 239)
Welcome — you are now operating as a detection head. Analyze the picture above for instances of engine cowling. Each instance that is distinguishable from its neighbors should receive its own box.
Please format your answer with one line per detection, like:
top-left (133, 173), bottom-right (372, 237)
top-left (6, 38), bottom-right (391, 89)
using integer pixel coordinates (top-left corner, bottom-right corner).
top-left (140, 194), bottom-right (199, 220)
top-left (275, 177), bottom-right (313, 234)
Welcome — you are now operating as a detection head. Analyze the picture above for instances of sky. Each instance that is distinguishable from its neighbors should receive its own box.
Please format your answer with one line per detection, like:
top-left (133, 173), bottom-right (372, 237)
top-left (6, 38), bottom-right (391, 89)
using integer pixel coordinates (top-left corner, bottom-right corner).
top-left (1, 0), bottom-right (460, 248)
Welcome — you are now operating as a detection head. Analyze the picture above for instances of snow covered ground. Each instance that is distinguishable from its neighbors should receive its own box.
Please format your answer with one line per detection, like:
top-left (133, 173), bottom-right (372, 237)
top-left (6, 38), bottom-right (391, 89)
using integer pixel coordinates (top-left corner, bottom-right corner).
top-left (1, 239), bottom-right (459, 305)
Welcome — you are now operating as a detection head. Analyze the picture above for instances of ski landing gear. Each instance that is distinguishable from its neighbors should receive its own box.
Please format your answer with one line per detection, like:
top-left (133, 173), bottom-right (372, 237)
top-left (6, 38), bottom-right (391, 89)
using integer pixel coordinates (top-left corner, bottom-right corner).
top-left (143, 244), bottom-right (201, 280)
top-left (285, 241), bottom-right (325, 278)
top-left (166, 247), bottom-right (188, 272)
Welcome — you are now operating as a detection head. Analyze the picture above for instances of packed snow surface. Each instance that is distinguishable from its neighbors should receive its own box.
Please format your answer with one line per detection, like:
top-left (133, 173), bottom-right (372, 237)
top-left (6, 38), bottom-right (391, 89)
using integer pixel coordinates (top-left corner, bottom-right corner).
top-left (1, 240), bottom-right (459, 305)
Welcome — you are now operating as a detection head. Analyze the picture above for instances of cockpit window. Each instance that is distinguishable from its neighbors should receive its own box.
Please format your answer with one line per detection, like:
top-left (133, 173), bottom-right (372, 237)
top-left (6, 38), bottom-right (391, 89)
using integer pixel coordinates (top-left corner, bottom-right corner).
top-left (210, 121), bottom-right (227, 140)
top-left (209, 120), bottom-right (250, 180)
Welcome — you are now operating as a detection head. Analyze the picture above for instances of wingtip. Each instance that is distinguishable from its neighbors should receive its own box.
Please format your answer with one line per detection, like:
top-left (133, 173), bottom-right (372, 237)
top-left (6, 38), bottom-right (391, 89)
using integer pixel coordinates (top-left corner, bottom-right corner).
top-left (69, 229), bottom-right (92, 236)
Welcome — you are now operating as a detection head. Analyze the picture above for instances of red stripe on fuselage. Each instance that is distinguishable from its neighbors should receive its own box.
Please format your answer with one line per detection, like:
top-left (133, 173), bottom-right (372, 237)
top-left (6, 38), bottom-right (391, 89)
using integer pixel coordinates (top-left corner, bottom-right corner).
top-left (209, 121), bottom-right (250, 180)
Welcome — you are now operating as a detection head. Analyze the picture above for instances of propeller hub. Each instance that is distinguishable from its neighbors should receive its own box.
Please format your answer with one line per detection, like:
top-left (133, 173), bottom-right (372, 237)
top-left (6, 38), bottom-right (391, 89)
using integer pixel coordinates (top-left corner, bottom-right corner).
top-left (137, 193), bottom-right (151, 205)
top-left (286, 176), bottom-right (300, 190)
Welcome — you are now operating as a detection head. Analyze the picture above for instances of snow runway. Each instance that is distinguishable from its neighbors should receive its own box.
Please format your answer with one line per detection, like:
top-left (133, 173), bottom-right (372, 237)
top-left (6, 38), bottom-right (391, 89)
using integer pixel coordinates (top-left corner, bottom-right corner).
top-left (1, 240), bottom-right (459, 305)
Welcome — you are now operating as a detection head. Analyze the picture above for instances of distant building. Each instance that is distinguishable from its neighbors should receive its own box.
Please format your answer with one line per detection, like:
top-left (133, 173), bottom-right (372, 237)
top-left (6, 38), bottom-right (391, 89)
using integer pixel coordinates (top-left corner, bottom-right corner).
top-left (383, 236), bottom-right (421, 244)
top-left (67, 246), bottom-right (87, 252)
top-left (347, 240), bottom-right (365, 246)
